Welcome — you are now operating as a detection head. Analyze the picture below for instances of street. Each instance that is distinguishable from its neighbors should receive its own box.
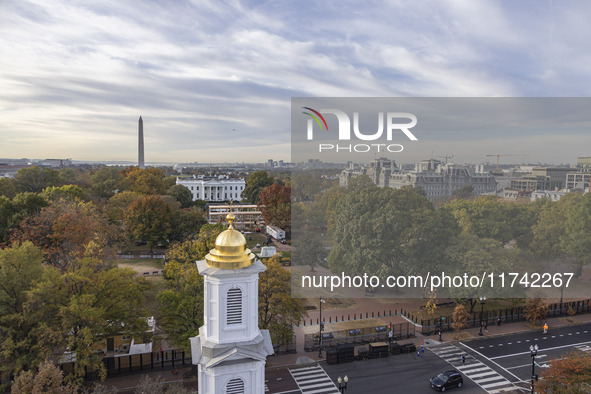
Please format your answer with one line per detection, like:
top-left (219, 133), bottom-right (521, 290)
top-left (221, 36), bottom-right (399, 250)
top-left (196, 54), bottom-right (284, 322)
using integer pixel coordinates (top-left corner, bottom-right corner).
top-left (458, 322), bottom-right (591, 386)
top-left (266, 322), bottom-right (591, 394)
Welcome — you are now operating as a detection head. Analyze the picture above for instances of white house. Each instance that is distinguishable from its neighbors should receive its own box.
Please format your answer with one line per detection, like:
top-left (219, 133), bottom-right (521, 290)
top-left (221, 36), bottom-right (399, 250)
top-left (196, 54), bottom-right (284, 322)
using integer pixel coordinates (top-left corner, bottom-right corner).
top-left (176, 175), bottom-right (246, 202)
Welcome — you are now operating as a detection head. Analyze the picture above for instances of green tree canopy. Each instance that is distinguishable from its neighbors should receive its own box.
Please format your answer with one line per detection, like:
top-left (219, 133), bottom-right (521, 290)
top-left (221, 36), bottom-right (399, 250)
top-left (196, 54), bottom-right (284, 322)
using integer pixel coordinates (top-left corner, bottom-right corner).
top-left (166, 184), bottom-right (193, 208)
top-left (89, 166), bottom-right (124, 199)
top-left (259, 255), bottom-right (307, 345)
top-left (242, 171), bottom-right (275, 204)
top-left (0, 178), bottom-right (16, 199)
top-left (42, 185), bottom-right (87, 202)
top-left (124, 195), bottom-right (173, 251)
top-left (14, 166), bottom-right (62, 193)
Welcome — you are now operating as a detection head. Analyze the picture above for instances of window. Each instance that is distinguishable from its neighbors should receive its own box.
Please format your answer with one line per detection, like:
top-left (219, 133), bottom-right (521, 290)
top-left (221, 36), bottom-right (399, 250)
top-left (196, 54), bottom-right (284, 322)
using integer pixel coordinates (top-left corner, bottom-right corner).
top-left (226, 288), bottom-right (242, 325)
top-left (226, 378), bottom-right (245, 394)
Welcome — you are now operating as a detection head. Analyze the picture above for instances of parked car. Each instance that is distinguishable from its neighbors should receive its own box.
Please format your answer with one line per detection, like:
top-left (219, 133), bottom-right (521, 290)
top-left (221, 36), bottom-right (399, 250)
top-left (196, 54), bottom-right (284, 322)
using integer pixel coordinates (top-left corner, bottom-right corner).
top-left (430, 370), bottom-right (463, 391)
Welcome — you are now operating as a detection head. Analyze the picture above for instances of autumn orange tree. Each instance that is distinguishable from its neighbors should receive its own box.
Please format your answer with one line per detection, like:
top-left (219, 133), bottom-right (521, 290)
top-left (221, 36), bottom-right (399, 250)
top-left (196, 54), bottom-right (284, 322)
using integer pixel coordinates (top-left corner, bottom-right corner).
top-left (537, 350), bottom-right (591, 393)
top-left (11, 199), bottom-right (118, 271)
top-left (120, 166), bottom-right (170, 195)
top-left (524, 297), bottom-right (549, 325)
top-left (452, 304), bottom-right (469, 331)
top-left (258, 184), bottom-right (291, 232)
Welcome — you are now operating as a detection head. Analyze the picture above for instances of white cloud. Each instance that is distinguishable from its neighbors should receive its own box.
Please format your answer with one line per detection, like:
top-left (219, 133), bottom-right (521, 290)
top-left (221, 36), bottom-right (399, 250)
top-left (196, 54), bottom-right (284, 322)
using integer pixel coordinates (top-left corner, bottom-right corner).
top-left (0, 0), bottom-right (590, 162)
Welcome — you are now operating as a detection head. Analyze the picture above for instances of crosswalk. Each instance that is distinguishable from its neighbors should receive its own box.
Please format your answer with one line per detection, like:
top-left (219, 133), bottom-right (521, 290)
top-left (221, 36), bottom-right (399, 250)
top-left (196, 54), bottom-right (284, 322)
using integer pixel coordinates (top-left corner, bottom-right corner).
top-left (289, 365), bottom-right (340, 394)
top-left (429, 344), bottom-right (518, 393)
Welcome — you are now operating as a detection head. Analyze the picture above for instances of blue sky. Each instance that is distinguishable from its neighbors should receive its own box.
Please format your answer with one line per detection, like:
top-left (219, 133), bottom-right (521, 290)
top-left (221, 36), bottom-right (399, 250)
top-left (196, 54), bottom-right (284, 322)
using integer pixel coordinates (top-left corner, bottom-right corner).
top-left (1, 0), bottom-right (590, 163)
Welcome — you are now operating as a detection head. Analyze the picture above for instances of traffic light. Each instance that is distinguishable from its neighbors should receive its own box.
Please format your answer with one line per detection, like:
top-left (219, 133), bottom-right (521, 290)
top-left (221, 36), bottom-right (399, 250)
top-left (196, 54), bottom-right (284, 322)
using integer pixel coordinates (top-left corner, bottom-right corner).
top-left (387, 324), bottom-right (391, 330)
top-left (320, 322), bottom-right (325, 332)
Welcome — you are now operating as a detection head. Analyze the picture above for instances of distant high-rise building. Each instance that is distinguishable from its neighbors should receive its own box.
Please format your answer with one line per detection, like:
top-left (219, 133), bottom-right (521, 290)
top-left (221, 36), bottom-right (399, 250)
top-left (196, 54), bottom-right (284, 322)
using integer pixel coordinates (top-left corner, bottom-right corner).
top-left (138, 116), bottom-right (145, 169)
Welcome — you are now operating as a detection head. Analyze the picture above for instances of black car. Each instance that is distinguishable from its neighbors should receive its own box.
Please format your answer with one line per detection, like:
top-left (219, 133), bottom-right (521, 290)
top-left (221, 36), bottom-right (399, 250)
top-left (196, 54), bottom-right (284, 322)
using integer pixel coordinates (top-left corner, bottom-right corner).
top-left (430, 370), bottom-right (463, 391)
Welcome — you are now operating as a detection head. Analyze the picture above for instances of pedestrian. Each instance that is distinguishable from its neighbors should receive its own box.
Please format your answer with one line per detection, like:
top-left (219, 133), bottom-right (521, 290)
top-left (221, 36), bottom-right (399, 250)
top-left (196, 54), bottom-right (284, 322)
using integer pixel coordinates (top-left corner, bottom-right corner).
top-left (388, 330), bottom-right (393, 344)
top-left (543, 322), bottom-right (548, 335)
top-left (484, 321), bottom-right (488, 332)
top-left (417, 351), bottom-right (420, 357)
top-left (497, 317), bottom-right (501, 326)
top-left (461, 354), bottom-right (465, 365)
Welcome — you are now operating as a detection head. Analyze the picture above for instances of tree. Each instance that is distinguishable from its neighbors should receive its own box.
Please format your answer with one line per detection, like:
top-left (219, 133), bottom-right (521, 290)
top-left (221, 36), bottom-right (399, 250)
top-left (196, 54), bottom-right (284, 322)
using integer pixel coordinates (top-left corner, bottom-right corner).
top-left (563, 193), bottom-right (591, 275)
top-left (124, 195), bottom-right (173, 251)
top-left (14, 166), bottom-right (62, 193)
top-left (104, 191), bottom-right (140, 224)
top-left (11, 200), bottom-right (118, 271)
top-left (89, 166), bottom-right (124, 199)
top-left (292, 172), bottom-right (322, 201)
top-left (242, 171), bottom-right (275, 203)
top-left (42, 185), bottom-right (87, 202)
top-left (0, 243), bottom-right (51, 385)
top-left (26, 258), bottom-right (149, 383)
top-left (523, 297), bottom-right (549, 325)
top-left (0, 177), bottom-right (16, 199)
top-left (451, 185), bottom-right (474, 200)
top-left (157, 225), bottom-right (224, 350)
top-left (0, 193), bottom-right (49, 244)
top-left (444, 195), bottom-right (537, 245)
top-left (167, 184), bottom-right (193, 208)
top-left (328, 186), bottom-right (457, 282)
top-left (452, 304), bottom-right (469, 331)
top-left (259, 255), bottom-right (307, 345)
top-left (258, 184), bottom-right (291, 232)
top-left (121, 167), bottom-right (169, 195)
top-left (157, 260), bottom-right (203, 351)
top-left (292, 232), bottom-right (326, 272)
top-left (537, 350), bottom-right (591, 393)
top-left (12, 360), bottom-right (79, 394)
top-left (445, 234), bottom-right (522, 303)
top-left (169, 207), bottom-right (207, 242)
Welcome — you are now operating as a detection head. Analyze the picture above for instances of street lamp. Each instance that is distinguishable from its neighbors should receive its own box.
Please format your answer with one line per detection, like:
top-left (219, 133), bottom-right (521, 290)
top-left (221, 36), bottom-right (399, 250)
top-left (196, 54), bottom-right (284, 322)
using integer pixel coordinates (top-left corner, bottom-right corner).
top-left (337, 375), bottom-right (348, 393)
top-left (530, 344), bottom-right (539, 393)
top-left (478, 296), bottom-right (486, 336)
top-left (318, 298), bottom-right (325, 358)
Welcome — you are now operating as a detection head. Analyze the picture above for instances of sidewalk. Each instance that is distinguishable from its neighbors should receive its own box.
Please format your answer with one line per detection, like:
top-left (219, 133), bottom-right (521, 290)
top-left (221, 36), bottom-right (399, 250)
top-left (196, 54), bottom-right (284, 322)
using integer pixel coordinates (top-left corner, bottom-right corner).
top-left (97, 306), bottom-right (591, 391)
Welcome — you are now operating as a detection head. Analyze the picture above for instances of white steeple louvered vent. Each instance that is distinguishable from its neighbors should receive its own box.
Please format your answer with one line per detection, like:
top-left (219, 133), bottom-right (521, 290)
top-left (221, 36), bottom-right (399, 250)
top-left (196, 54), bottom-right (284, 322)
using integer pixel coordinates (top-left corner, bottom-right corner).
top-left (226, 378), bottom-right (245, 394)
top-left (226, 288), bottom-right (242, 325)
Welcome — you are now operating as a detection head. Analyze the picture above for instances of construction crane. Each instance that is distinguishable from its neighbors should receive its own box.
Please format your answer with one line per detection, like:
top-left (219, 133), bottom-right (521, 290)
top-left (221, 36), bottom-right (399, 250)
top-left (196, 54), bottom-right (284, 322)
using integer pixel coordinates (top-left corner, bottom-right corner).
top-left (485, 154), bottom-right (526, 170)
top-left (436, 154), bottom-right (453, 164)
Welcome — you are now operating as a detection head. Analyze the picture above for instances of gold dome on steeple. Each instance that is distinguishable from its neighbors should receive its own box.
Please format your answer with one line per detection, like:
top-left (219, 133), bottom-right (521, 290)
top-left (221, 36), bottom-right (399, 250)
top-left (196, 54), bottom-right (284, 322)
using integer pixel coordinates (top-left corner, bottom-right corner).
top-left (205, 211), bottom-right (255, 269)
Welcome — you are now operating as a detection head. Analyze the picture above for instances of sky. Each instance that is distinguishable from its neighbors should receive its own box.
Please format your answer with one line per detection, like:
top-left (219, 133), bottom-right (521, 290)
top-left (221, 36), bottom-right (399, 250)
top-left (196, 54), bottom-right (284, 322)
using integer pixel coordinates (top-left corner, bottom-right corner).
top-left (1, 0), bottom-right (591, 164)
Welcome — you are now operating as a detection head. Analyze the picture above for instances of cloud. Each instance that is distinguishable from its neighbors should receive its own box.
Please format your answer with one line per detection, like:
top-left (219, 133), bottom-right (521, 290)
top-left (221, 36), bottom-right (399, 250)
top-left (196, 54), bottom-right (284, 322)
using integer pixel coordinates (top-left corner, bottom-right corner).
top-left (1, 0), bottom-right (590, 162)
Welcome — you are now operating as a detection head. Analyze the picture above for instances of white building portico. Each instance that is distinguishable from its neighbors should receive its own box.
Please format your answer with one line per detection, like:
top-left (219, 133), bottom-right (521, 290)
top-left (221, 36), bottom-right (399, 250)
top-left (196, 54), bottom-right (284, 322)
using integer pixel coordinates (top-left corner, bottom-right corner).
top-left (176, 175), bottom-right (246, 202)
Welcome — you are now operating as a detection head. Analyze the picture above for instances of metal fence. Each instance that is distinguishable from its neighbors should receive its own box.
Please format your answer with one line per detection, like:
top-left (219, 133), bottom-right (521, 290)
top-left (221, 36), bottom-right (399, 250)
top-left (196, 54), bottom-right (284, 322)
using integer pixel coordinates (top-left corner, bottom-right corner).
top-left (304, 322), bottom-right (415, 352)
top-left (402, 299), bottom-right (591, 336)
top-left (60, 349), bottom-right (190, 380)
top-left (301, 309), bottom-right (400, 326)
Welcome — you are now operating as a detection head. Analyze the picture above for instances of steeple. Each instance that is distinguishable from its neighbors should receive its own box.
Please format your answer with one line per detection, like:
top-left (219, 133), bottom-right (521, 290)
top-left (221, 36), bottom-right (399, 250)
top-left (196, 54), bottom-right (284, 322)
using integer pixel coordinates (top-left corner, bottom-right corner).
top-left (138, 116), bottom-right (145, 169)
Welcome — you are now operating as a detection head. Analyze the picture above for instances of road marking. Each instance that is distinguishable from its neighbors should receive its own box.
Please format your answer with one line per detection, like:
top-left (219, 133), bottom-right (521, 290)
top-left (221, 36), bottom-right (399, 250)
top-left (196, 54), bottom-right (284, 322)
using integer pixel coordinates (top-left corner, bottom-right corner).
top-left (431, 344), bottom-right (518, 393)
top-left (289, 365), bottom-right (340, 394)
top-left (458, 342), bottom-right (523, 382)
top-left (488, 340), bottom-right (591, 360)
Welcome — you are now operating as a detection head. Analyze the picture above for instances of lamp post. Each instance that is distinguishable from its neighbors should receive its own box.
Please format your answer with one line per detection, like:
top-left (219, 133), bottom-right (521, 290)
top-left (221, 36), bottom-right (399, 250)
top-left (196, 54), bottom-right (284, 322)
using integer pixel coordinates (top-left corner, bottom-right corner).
top-left (318, 298), bottom-right (325, 358)
top-left (337, 375), bottom-right (348, 393)
top-left (530, 344), bottom-right (538, 393)
top-left (478, 296), bottom-right (486, 336)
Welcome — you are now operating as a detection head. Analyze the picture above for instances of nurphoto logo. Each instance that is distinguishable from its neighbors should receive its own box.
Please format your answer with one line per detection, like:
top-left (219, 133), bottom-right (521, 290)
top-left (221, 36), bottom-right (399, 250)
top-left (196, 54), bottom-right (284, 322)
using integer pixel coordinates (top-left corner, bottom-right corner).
top-left (302, 107), bottom-right (418, 153)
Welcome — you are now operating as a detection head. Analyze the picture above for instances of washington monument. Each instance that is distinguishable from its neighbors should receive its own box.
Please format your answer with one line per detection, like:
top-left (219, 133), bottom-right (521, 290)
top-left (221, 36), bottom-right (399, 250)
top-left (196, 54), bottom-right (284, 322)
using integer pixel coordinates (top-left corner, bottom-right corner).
top-left (138, 116), bottom-right (145, 169)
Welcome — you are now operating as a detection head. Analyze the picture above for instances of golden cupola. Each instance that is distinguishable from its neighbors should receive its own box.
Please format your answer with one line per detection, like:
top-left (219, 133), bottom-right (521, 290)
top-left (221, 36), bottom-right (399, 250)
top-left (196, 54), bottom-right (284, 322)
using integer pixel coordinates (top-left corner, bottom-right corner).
top-left (205, 212), bottom-right (255, 269)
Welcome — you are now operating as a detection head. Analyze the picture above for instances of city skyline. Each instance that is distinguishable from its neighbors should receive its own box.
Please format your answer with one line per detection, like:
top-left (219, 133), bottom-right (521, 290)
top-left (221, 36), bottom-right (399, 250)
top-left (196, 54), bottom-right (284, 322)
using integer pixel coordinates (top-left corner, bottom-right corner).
top-left (2, 1), bottom-right (591, 163)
